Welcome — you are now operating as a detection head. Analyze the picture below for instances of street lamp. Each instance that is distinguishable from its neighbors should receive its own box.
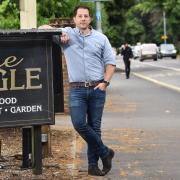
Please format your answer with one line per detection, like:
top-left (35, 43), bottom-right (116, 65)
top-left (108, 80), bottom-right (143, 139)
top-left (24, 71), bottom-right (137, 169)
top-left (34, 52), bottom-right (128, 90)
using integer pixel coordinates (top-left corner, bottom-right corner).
top-left (95, 1), bottom-right (102, 32)
top-left (163, 11), bottom-right (167, 44)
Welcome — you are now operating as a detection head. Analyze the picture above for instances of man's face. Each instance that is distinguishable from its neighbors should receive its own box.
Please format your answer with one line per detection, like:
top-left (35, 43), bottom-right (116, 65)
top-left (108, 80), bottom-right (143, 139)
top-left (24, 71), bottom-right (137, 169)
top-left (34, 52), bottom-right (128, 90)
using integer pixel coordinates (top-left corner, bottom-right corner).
top-left (73, 8), bottom-right (91, 30)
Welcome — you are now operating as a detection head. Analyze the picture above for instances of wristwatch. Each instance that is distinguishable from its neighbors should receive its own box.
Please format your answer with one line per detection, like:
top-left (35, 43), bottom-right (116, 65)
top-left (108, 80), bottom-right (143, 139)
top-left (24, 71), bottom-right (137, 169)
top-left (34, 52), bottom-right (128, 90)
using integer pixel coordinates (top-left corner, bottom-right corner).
top-left (102, 80), bottom-right (110, 86)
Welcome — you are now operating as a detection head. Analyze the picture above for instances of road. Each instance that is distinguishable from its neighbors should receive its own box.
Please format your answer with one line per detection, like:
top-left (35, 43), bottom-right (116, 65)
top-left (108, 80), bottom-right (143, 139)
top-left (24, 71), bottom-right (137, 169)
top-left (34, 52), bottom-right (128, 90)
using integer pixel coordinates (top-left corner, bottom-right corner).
top-left (130, 57), bottom-right (180, 92)
top-left (109, 56), bottom-right (180, 129)
top-left (74, 57), bottom-right (180, 180)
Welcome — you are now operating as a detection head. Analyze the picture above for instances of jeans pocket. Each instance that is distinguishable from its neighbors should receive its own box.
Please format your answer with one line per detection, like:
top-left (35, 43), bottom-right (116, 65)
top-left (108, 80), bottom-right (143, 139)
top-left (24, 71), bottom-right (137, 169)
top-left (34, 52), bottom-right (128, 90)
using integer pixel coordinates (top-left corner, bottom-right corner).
top-left (93, 88), bottom-right (106, 105)
top-left (95, 88), bottom-right (106, 93)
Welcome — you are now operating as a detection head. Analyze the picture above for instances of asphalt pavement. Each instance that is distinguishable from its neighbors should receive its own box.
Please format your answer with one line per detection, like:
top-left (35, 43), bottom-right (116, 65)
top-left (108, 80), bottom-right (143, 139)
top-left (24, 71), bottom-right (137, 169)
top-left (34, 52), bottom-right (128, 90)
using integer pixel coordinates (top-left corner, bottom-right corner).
top-left (54, 58), bottom-right (180, 179)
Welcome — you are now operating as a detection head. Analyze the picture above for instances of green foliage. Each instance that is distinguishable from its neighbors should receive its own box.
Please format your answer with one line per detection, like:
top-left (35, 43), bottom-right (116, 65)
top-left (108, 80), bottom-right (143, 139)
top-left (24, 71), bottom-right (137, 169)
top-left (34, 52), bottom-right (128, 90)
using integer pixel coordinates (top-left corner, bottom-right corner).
top-left (0, 0), bottom-right (20, 29)
top-left (0, 0), bottom-right (179, 51)
top-left (164, 0), bottom-right (180, 39)
top-left (104, 0), bottom-right (137, 47)
top-left (104, 0), bottom-right (179, 50)
top-left (37, 0), bottom-right (109, 33)
top-left (37, 0), bottom-right (97, 27)
top-left (37, 0), bottom-right (79, 26)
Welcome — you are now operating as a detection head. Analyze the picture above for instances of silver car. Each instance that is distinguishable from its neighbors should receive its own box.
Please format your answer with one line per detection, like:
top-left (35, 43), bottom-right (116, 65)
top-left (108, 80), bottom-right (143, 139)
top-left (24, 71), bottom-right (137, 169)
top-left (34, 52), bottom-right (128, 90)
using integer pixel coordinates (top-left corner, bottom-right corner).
top-left (158, 44), bottom-right (177, 59)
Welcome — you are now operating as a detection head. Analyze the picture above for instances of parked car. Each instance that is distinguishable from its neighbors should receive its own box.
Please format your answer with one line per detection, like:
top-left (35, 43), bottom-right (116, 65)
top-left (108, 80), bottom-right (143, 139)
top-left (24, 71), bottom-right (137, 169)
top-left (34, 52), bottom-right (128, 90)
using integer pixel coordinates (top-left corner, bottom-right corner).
top-left (133, 45), bottom-right (141, 59)
top-left (158, 43), bottom-right (177, 59)
top-left (112, 47), bottom-right (117, 56)
top-left (139, 43), bottom-right (158, 61)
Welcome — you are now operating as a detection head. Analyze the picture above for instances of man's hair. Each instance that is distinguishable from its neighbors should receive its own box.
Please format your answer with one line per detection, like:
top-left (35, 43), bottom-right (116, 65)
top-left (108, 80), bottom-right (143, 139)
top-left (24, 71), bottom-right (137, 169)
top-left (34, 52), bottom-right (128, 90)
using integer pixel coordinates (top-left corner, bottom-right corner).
top-left (73, 5), bottom-right (92, 17)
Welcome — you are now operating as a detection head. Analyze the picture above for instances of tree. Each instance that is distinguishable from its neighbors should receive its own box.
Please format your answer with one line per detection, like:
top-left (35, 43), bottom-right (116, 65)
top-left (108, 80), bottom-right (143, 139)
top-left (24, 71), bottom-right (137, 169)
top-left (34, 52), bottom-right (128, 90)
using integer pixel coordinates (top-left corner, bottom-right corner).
top-left (104, 0), bottom-right (179, 51)
top-left (104, 0), bottom-right (137, 47)
top-left (0, 0), bottom-right (179, 51)
top-left (0, 0), bottom-right (19, 29)
top-left (125, 0), bottom-right (180, 46)
top-left (37, 0), bottom-right (79, 26)
top-left (163, 0), bottom-right (180, 47)
top-left (37, 0), bottom-right (100, 27)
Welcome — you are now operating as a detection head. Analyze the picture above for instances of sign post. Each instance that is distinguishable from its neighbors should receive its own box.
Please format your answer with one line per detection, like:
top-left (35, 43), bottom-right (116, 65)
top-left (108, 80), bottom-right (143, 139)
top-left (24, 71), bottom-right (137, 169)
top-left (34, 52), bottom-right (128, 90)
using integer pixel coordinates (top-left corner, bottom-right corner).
top-left (32, 125), bottom-right (42, 175)
top-left (22, 127), bottom-right (32, 168)
top-left (95, 1), bottom-right (102, 32)
top-left (163, 11), bottom-right (167, 44)
top-left (0, 29), bottom-right (62, 174)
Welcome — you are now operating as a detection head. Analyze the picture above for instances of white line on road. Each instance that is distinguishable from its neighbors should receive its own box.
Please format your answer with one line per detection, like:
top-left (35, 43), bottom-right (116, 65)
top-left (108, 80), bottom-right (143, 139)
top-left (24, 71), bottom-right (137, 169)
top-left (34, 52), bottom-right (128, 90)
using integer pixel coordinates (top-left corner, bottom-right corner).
top-left (133, 72), bottom-right (180, 93)
top-left (134, 60), bottom-right (180, 72)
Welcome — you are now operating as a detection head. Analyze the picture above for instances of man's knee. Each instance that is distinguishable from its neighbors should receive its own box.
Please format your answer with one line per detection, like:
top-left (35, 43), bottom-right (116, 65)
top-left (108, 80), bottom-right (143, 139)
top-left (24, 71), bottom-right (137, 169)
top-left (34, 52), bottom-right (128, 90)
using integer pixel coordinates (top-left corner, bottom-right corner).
top-left (73, 121), bottom-right (87, 132)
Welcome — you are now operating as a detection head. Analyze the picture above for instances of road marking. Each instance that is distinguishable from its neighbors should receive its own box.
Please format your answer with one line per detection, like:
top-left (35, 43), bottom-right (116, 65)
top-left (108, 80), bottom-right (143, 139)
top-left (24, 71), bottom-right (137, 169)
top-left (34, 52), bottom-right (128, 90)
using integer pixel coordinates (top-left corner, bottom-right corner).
top-left (133, 72), bottom-right (180, 93)
top-left (146, 72), bottom-right (180, 78)
top-left (134, 60), bottom-right (180, 72)
top-left (147, 63), bottom-right (180, 72)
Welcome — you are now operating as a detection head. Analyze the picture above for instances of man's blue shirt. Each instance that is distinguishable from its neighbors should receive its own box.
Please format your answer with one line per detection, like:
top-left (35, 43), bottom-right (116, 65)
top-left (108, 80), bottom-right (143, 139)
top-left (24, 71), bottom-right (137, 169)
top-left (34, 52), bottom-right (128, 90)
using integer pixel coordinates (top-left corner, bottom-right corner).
top-left (58, 27), bottom-right (116, 82)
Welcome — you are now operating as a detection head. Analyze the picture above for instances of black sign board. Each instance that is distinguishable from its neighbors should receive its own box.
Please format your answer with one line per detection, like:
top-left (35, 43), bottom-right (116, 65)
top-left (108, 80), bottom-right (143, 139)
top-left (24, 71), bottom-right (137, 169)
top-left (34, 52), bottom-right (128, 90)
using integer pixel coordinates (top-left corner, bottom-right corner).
top-left (0, 29), bottom-right (62, 127)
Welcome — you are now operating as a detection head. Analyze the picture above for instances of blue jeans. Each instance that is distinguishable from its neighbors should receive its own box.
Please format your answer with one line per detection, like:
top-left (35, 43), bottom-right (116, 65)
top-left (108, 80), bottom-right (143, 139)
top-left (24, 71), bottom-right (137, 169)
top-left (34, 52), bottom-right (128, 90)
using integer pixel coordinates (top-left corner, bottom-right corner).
top-left (69, 87), bottom-right (109, 165)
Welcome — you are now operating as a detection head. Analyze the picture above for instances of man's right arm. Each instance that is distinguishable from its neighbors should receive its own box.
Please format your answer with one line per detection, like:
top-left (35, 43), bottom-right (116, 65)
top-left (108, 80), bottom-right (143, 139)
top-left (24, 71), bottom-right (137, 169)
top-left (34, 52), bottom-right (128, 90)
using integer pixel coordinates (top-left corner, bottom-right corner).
top-left (38, 24), bottom-right (70, 44)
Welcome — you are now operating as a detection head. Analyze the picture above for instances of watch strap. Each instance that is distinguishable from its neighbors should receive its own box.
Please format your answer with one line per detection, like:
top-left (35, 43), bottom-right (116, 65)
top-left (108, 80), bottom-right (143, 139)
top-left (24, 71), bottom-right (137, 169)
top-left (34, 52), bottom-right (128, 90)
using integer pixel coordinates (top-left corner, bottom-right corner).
top-left (102, 80), bottom-right (110, 86)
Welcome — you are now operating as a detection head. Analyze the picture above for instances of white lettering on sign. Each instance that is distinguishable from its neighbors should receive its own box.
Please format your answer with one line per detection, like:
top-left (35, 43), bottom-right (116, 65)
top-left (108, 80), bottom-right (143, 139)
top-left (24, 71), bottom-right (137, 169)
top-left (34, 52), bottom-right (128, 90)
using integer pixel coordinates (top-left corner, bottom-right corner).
top-left (0, 97), bottom-right (17, 105)
top-left (0, 56), bottom-right (23, 68)
top-left (10, 105), bottom-right (42, 114)
top-left (0, 56), bottom-right (42, 91)
top-left (0, 107), bottom-right (2, 114)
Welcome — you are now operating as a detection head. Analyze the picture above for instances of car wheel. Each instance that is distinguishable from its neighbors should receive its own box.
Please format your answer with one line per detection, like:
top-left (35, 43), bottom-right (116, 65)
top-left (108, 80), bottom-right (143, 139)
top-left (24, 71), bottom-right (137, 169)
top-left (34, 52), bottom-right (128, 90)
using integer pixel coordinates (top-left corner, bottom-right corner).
top-left (154, 57), bottom-right (158, 61)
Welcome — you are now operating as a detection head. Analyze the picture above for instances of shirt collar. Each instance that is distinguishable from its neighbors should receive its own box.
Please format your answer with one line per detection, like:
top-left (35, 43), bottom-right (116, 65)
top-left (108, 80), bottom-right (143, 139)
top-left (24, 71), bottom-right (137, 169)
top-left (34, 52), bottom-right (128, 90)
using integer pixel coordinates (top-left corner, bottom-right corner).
top-left (75, 26), bottom-right (93, 36)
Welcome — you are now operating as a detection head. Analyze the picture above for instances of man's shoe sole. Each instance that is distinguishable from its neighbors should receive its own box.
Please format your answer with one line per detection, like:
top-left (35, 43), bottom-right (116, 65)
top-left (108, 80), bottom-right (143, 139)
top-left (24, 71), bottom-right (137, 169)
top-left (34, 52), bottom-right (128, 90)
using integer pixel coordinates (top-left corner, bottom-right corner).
top-left (88, 165), bottom-right (105, 176)
top-left (88, 172), bottom-right (105, 176)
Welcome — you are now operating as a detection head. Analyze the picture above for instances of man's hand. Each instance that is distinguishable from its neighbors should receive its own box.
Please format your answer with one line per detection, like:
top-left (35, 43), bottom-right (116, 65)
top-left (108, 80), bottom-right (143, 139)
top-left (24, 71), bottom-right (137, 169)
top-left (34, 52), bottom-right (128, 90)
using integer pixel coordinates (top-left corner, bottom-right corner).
top-left (38, 25), bottom-right (53, 29)
top-left (94, 83), bottom-right (107, 91)
top-left (60, 32), bottom-right (69, 44)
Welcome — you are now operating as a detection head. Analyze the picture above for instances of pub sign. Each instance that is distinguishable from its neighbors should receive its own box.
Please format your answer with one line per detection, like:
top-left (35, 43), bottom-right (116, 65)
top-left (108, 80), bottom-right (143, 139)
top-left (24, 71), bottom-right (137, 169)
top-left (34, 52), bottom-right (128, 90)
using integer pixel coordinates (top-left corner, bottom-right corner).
top-left (0, 29), bottom-right (62, 127)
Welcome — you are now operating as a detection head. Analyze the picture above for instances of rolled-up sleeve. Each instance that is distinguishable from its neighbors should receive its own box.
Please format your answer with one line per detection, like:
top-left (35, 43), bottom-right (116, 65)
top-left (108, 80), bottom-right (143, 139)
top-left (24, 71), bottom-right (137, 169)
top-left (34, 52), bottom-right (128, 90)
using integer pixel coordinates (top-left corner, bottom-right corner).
top-left (102, 37), bottom-right (116, 66)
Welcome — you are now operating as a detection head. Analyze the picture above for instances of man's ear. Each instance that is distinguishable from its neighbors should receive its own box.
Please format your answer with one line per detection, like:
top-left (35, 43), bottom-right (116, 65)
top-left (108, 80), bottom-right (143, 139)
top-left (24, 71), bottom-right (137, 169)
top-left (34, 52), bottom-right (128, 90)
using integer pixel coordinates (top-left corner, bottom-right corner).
top-left (73, 17), bottom-right (76, 23)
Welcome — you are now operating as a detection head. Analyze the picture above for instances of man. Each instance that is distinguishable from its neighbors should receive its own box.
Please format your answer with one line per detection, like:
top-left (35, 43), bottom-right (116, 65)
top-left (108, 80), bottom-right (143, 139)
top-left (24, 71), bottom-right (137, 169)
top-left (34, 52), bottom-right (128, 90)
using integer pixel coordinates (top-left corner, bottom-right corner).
top-left (121, 43), bottom-right (133, 79)
top-left (59, 5), bottom-right (116, 176)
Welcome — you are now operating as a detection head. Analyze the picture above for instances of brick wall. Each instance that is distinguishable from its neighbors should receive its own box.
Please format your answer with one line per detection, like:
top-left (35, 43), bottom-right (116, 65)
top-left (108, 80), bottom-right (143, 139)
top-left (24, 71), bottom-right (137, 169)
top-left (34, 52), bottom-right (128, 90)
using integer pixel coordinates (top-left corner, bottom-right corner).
top-left (61, 50), bottom-right (70, 114)
top-left (50, 18), bottom-right (75, 114)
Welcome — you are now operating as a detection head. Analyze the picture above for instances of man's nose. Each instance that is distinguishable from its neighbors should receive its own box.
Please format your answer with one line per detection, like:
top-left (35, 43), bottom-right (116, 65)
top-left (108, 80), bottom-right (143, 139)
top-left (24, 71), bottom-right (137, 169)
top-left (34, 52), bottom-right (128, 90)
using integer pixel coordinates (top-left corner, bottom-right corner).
top-left (82, 16), bottom-right (86, 20)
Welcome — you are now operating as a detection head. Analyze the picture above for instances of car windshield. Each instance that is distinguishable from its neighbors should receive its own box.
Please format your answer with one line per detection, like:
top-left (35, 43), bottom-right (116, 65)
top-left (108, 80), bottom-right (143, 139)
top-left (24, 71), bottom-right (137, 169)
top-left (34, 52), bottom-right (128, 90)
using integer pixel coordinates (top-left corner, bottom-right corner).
top-left (160, 44), bottom-right (175, 50)
top-left (141, 44), bottom-right (156, 50)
